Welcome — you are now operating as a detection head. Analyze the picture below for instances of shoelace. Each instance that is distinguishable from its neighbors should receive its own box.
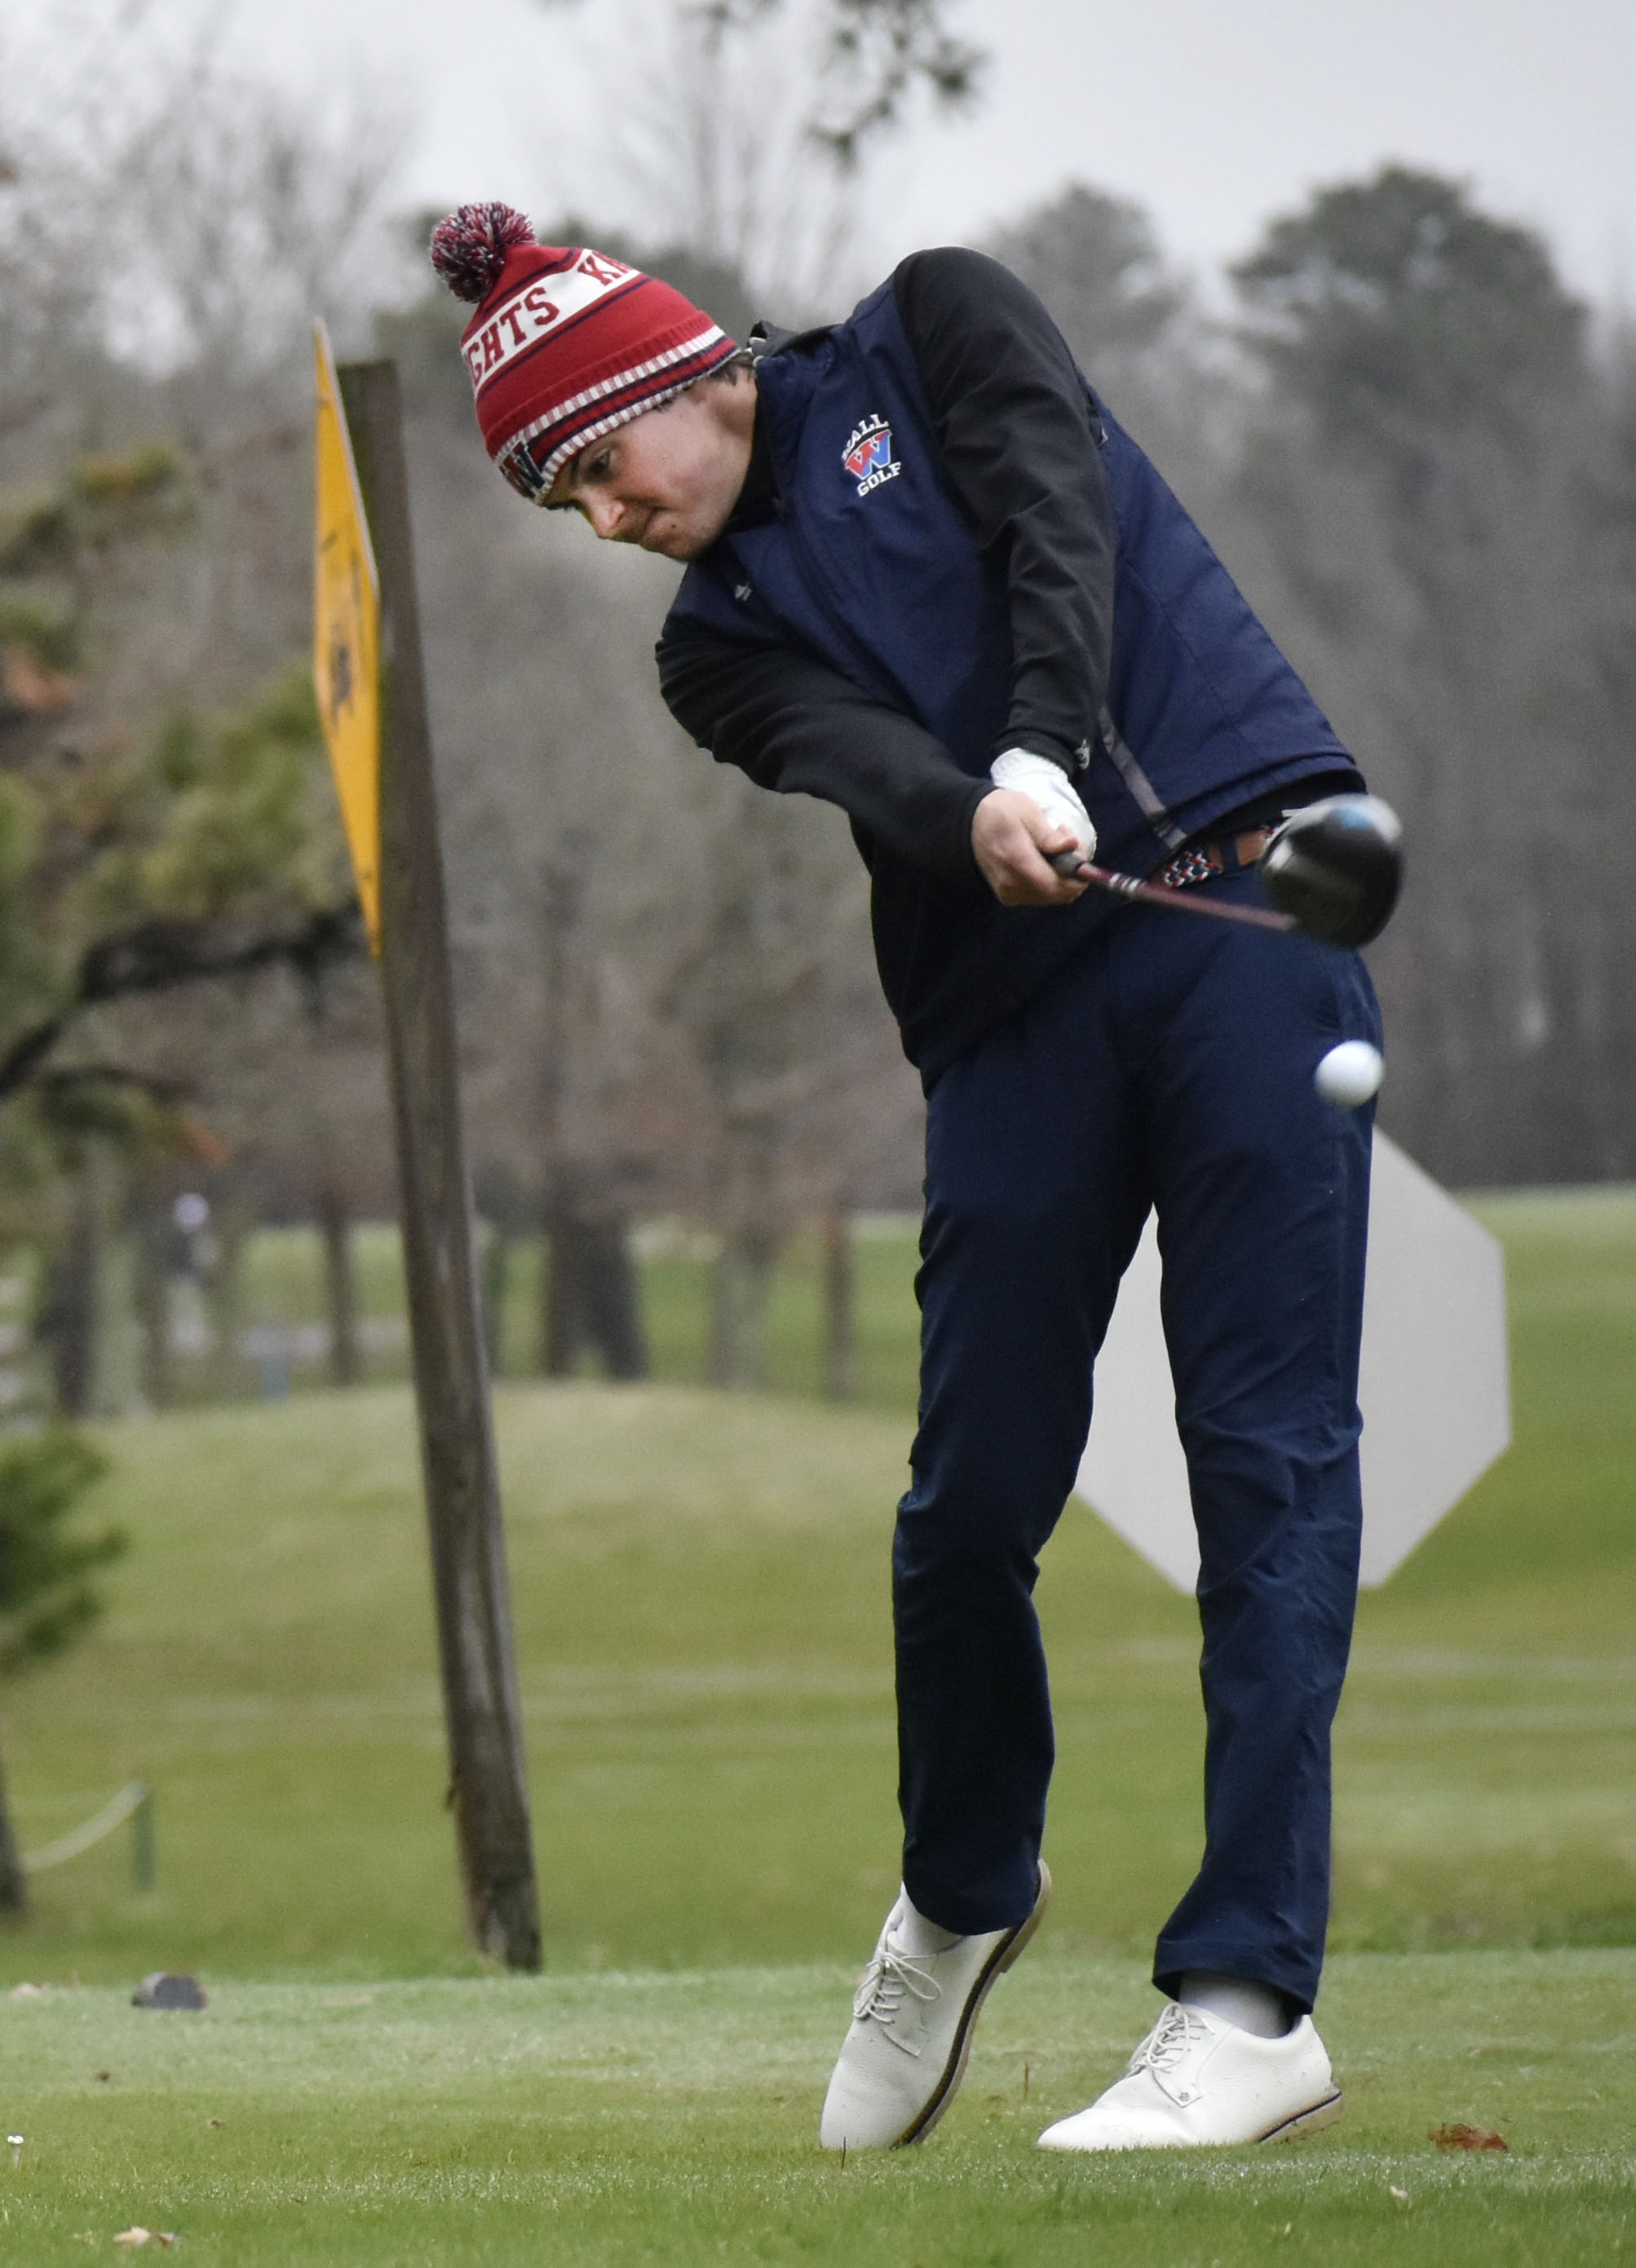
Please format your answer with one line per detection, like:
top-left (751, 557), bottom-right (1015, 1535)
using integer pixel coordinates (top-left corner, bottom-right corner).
top-left (1126, 2003), bottom-right (1214, 2078)
top-left (852, 1940), bottom-right (942, 2040)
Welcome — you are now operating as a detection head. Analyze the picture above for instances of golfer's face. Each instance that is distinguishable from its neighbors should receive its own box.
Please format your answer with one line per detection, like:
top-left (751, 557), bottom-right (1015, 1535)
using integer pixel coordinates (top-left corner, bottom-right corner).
top-left (547, 389), bottom-right (746, 559)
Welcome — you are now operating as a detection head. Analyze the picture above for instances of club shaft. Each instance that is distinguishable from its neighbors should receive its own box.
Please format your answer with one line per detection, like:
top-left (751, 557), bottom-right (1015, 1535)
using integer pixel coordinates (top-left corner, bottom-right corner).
top-left (1066, 860), bottom-right (1297, 934)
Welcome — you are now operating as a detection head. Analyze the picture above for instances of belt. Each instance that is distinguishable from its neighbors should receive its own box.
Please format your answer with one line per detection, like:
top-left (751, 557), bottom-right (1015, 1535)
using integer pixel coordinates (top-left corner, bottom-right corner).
top-left (1158, 825), bottom-right (1276, 892)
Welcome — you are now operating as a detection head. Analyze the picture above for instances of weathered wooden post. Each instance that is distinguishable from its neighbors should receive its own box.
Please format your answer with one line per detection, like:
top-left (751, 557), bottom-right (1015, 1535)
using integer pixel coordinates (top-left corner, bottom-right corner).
top-left (314, 330), bottom-right (539, 1968)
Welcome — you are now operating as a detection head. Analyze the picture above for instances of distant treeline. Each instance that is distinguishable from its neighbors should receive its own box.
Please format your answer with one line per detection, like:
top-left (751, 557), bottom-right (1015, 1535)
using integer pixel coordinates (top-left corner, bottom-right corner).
top-left (2, 16), bottom-right (1631, 1428)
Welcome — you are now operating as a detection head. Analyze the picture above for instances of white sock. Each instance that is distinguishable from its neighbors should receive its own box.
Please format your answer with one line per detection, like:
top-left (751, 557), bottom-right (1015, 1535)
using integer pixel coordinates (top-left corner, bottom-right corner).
top-left (1178, 1970), bottom-right (1293, 2039)
top-left (890, 1890), bottom-right (963, 1956)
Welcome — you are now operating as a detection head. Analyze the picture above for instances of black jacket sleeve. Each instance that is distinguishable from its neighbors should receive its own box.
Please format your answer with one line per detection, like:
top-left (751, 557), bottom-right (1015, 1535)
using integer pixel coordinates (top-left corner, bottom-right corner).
top-left (892, 246), bottom-right (1114, 772)
top-left (657, 632), bottom-right (991, 884)
top-left (656, 245), bottom-right (1116, 878)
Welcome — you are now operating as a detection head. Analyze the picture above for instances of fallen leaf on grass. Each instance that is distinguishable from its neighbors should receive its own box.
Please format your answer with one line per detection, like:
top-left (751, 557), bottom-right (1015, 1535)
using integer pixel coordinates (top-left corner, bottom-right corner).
top-left (1429, 2122), bottom-right (1506, 2151)
top-left (1390, 2186), bottom-right (1410, 2202)
top-left (113, 2230), bottom-right (175, 2248)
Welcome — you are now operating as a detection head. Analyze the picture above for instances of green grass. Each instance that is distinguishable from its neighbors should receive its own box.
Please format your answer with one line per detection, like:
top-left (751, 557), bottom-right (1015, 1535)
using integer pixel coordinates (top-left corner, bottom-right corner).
top-left (1333, 1186), bottom-right (1636, 1953)
top-left (0, 1187), bottom-right (1631, 2261)
top-left (0, 1191), bottom-right (1633, 1980)
top-left (2, 1954), bottom-right (1634, 2265)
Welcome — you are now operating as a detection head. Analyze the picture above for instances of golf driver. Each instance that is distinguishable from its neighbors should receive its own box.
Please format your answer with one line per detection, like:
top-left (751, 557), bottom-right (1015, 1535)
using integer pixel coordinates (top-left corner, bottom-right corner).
top-left (1048, 794), bottom-right (1402, 949)
top-left (1258, 794), bottom-right (1403, 946)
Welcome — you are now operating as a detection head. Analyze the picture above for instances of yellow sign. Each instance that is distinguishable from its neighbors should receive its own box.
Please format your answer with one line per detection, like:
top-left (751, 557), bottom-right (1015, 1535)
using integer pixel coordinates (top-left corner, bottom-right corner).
top-left (313, 321), bottom-right (382, 952)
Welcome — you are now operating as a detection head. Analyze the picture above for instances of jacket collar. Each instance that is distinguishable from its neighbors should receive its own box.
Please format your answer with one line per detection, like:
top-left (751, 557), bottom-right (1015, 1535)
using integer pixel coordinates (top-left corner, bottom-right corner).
top-left (721, 320), bottom-right (831, 533)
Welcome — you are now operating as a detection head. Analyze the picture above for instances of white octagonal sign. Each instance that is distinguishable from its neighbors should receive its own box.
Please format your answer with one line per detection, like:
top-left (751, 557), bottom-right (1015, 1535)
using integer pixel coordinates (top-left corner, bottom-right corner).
top-left (1073, 1133), bottom-right (1510, 1590)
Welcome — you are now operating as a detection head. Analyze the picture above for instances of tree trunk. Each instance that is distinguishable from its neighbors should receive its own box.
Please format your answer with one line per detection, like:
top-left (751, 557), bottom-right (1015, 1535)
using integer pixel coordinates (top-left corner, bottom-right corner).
top-left (708, 1225), bottom-right (778, 1390)
top-left (42, 1168), bottom-right (100, 1419)
top-left (540, 1215), bottom-right (569, 1377)
top-left (0, 1748), bottom-right (27, 1915)
top-left (481, 1225), bottom-right (511, 1379)
top-left (205, 1203), bottom-right (252, 1402)
top-left (544, 1207), bottom-right (648, 1382)
top-left (130, 1199), bottom-right (173, 1412)
top-left (316, 1184), bottom-right (360, 1388)
top-left (821, 1207), bottom-right (856, 1402)
top-left (580, 1216), bottom-right (647, 1381)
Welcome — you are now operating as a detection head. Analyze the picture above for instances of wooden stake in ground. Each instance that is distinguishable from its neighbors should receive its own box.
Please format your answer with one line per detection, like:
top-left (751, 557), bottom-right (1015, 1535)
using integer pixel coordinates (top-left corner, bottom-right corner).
top-left (314, 331), bottom-right (539, 1970)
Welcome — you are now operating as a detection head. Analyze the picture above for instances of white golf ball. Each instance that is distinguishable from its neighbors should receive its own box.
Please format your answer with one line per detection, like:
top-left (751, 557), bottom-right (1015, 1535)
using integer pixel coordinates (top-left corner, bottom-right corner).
top-left (1315, 1040), bottom-right (1383, 1109)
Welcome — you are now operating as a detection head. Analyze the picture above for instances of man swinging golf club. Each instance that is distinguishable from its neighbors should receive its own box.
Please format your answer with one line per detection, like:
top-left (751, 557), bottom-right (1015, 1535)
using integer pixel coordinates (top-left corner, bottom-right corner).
top-left (431, 204), bottom-right (1395, 2153)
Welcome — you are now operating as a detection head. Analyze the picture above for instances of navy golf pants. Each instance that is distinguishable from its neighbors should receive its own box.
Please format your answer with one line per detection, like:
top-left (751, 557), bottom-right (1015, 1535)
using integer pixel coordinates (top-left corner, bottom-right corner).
top-left (895, 869), bottom-right (1380, 2012)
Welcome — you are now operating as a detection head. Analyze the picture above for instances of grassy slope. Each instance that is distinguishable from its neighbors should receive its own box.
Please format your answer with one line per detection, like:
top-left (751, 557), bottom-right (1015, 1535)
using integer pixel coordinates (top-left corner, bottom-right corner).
top-left (1, 1191), bottom-right (1634, 1979)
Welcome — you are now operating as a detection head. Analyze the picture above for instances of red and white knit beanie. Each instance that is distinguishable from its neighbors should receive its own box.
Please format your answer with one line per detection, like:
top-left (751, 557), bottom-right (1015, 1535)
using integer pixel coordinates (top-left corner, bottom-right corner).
top-left (428, 203), bottom-right (741, 502)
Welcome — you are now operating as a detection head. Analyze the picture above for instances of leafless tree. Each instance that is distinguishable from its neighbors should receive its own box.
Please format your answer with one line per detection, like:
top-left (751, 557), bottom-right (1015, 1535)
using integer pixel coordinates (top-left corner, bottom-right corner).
top-left (541, 0), bottom-right (984, 175)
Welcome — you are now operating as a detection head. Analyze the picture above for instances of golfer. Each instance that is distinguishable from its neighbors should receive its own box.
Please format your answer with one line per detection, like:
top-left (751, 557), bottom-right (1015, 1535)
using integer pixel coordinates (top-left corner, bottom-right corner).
top-left (431, 205), bottom-right (1382, 2153)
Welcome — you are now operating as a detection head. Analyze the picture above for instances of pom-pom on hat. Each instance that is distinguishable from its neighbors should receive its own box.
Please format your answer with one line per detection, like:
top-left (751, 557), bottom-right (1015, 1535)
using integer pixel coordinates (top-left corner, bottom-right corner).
top-left (428, 203), bottom-right (741, 502)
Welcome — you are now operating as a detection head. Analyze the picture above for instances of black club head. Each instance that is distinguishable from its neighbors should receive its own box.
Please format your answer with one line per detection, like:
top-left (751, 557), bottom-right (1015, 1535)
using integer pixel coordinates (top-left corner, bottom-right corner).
top-left (1258, 794), bottom-right (1403, 948)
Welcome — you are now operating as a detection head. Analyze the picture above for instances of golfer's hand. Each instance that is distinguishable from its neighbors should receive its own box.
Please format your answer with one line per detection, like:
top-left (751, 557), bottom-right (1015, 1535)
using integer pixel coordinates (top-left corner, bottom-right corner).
top-left (972, 789), bottom-right (1090, 905)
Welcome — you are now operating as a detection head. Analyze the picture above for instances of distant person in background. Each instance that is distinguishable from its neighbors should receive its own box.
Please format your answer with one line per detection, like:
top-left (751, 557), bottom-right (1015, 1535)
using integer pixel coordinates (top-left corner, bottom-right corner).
top-left (430, 204), bottom-right (1380, 2155)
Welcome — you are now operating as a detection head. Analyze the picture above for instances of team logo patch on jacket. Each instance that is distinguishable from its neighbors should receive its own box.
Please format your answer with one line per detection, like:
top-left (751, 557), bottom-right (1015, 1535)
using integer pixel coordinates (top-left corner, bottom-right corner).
top-left (842, 415), bottom-right (901, 497)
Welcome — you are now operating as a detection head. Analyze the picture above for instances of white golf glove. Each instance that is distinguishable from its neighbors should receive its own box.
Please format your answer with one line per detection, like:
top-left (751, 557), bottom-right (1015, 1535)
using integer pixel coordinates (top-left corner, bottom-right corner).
top-left (988, 747), bottom-right (1097, 865)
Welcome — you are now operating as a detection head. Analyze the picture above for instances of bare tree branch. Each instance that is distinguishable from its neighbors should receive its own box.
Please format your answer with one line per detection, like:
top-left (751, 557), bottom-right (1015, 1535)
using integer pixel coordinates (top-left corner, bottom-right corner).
top-left (0, 902), bottom-right (365, 1105)
top-left (559, 0), bottom-right (984, 169)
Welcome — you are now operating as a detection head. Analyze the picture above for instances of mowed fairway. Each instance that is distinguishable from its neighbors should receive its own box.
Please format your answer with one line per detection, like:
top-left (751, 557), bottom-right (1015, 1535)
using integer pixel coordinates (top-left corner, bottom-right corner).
top-left (2, 1189), bottom-right (1634, 2260)
top-left (3, 1954), bottom-right (1634, 2267)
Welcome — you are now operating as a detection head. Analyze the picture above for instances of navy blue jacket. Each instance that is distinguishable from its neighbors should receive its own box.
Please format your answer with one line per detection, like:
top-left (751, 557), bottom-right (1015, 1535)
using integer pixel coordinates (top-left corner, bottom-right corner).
top-left (661, 250), bottom-right (1360, 1085)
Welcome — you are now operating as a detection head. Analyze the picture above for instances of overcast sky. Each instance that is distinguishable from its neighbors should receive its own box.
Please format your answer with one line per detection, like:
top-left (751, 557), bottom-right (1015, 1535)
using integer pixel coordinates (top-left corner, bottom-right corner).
top-left (20, 0), bottom-right (1636, 308)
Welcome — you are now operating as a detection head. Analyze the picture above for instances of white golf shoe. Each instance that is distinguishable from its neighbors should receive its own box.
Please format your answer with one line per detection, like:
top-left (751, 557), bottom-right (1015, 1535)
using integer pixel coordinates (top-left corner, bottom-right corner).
top-left (1037, 2001), bottom-right (1343, 2151)
top-left (819, 1863), bottom-right (1051, 2151)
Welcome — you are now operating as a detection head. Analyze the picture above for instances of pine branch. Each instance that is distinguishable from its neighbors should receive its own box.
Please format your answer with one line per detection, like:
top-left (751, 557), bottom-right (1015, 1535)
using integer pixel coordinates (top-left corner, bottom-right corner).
top-left (0, 901), bottom-right (366, 1105)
